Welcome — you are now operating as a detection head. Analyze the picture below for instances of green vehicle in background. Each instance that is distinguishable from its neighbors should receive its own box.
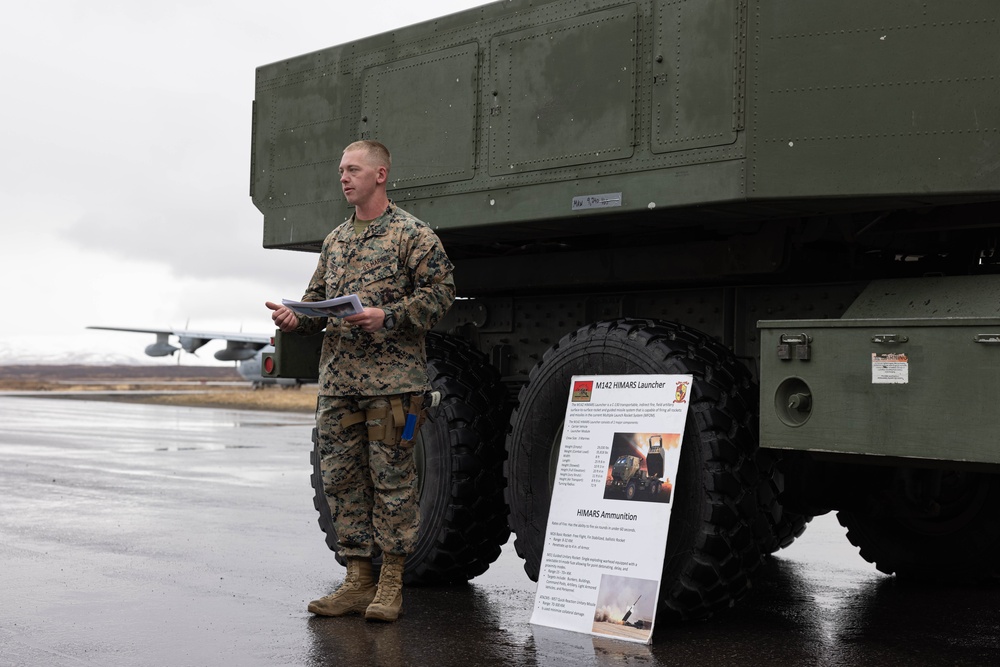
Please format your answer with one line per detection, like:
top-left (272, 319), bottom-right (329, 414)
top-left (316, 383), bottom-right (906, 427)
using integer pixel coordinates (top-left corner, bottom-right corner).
top-left (251, 0), bottom-right (1000, 621)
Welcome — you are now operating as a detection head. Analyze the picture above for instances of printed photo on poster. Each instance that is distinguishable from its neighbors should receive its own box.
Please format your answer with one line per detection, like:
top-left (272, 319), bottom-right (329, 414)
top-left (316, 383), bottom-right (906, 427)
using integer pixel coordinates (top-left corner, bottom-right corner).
top-left (603, 433), bottom-right (679, 503)
top-left (591, 574), bottom-right (658, 642)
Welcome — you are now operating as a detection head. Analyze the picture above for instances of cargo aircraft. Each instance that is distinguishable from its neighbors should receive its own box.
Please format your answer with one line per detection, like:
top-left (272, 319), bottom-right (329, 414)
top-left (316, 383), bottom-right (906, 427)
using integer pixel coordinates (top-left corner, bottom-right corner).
top-left (87, 326), bottom-right (301, 387)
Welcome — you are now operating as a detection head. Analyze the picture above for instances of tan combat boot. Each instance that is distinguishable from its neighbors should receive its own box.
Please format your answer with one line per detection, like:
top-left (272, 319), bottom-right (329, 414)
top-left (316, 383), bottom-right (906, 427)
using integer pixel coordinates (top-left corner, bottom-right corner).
top-left (308, 557), bottom-right (376, 616)
top-left (365, 553), bottom-right (406, 622)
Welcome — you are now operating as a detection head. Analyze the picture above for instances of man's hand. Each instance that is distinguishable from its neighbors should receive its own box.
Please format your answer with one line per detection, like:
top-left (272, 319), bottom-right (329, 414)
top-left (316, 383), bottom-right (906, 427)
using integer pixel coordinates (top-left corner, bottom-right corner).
top-left (265, 301), bottom-right (299, 333)
top-left (344, 307), bottom-right (386, 333)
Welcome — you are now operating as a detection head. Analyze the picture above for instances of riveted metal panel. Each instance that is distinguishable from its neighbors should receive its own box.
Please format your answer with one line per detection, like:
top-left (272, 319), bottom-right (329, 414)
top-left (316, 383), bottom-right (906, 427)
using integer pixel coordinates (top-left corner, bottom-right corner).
top-left (651, 0), bottom-right (743, 153)
top-left (254, 69), bottom-right (357, 248)
top-left (489, 4), bottom-right (638, 175)
top-left (749, 0), bottom-right (1000, 198)
top-left (362, 43), bottom-right (480, 188)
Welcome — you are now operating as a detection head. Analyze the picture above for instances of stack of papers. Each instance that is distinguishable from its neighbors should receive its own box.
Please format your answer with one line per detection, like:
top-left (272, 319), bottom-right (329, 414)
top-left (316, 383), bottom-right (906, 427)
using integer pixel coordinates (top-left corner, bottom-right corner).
top-left (281, 295), bottom-right (364, 318)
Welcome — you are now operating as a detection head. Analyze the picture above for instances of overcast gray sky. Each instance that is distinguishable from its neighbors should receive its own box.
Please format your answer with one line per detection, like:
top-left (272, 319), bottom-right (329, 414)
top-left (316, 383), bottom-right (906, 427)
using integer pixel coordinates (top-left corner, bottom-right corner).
top-left (0, 0), bottom-right (486, 365)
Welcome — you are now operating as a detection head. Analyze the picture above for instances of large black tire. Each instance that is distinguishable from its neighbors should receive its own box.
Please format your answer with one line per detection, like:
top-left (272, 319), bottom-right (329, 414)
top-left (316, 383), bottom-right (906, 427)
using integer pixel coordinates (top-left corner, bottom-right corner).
top-left (837, 470), bottom-right (1000, 581)
top-left (755, 448), bottom-right (812, 554)
top-left (310, 332), bottom-right (511, 585)
top-left (505, 319), bottom-right (765, 621)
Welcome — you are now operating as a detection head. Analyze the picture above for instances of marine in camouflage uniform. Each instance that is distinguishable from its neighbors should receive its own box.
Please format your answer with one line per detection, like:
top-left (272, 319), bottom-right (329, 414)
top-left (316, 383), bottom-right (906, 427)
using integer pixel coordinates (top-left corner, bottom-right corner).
top-left (268, 140), bottom-right (454, 622)
top-left (294, 201), bottom-right (455, 560)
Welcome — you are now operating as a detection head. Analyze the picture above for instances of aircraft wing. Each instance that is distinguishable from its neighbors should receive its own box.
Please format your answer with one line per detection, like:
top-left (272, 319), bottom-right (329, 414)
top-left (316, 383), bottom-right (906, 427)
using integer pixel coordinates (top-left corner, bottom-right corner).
top-left (87, 326), bottom-right (271, 361)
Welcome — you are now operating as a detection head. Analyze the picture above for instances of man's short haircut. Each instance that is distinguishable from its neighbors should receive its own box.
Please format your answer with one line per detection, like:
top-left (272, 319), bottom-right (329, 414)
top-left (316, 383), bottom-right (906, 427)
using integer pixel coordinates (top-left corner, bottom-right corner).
top-left (344, 140), bottom-right (391, 172)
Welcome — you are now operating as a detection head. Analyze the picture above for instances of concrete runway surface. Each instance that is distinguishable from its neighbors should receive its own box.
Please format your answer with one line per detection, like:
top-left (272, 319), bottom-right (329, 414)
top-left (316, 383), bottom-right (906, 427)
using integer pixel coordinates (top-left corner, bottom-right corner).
top-left (1, 395), bottom-right (997, 666)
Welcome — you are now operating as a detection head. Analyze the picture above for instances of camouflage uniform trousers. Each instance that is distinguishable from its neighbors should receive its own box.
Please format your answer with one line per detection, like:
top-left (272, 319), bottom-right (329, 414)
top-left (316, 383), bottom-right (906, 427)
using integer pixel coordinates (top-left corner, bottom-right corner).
top-left (316, 393), bottom-right (419, 559)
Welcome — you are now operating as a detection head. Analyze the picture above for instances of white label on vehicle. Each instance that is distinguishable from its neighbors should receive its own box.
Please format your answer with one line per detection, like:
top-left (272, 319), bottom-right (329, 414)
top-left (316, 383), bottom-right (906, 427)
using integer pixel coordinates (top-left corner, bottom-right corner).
top-left (872, 352), bottom-right (909, 384)
top-left (572, 192), bottom-right (622, 210)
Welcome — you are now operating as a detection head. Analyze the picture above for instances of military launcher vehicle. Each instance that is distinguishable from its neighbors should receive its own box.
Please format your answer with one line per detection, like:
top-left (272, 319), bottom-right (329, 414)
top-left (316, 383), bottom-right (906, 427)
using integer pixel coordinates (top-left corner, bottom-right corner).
top-left (251, 0), bottom-right (1000, 620)
top-left (608, 436), bottom-right (667, 500)
top-left (609, 455), bottom-right (649, 499)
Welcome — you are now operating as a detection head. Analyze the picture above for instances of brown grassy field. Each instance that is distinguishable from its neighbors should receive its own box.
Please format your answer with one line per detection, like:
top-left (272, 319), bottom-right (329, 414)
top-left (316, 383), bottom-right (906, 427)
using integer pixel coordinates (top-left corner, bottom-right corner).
top-left (0, 365), bottom-right (318, 413)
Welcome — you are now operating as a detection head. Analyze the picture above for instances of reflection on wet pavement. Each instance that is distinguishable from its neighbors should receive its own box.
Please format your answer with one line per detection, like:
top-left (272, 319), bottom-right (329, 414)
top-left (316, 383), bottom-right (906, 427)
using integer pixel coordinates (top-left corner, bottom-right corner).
top-left (0, 396), bottom-right (997, 666)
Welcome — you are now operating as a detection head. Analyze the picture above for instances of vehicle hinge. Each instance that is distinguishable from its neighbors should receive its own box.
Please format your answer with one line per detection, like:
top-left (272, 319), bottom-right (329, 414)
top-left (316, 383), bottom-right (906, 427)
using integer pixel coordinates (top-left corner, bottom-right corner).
top-left (249, 100), bottom-right (257, 198)
top-left (732, 0), bottom-right (748, 132)
top-left (871, 333), bottom-right (909, 344)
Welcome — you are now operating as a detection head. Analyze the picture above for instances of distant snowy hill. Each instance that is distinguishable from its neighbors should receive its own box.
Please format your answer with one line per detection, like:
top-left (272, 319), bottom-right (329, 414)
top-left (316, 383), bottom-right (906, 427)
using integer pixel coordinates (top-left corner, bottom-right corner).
top-left (0, 342), bottom-right (225, 368)
top-left (0, 351), bottom-right (150, 366)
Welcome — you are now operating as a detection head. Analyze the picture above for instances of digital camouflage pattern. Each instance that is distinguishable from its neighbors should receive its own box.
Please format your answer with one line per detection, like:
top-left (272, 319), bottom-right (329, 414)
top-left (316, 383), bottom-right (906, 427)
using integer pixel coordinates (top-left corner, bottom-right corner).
top-left (316, 394), bottom-right (420, 558)
top-left (297, 201), bottom-right (452, 558)
top-left (295, 202), bottom-right (456, 396)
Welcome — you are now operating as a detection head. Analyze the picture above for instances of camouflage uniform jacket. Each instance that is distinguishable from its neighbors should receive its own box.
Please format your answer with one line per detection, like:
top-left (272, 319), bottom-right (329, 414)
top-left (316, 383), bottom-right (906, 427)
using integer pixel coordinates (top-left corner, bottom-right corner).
top-left (296, 202), bottom-right (455, 396)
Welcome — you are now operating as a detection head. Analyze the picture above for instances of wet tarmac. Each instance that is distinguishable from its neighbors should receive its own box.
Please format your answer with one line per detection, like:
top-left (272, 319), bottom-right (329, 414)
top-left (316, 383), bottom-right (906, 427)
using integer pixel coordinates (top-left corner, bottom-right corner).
top-left (1, 395), bottom-right (997, 666)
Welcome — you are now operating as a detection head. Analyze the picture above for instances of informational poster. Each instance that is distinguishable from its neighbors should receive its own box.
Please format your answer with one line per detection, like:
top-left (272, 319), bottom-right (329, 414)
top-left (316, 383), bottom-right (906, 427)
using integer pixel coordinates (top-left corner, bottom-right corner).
top-left (530, 374), bottom-right (692, 644)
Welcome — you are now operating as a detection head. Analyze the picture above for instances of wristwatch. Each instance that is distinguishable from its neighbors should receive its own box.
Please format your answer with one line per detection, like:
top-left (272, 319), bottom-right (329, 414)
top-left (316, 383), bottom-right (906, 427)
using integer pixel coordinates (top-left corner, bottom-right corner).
top-left (383, 310), bottom-right (396, 331)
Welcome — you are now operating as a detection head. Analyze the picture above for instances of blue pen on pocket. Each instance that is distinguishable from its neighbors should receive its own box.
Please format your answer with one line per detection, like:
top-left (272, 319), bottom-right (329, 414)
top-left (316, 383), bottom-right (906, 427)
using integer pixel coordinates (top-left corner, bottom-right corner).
top-left (402, 413), bottom-right (417, 440)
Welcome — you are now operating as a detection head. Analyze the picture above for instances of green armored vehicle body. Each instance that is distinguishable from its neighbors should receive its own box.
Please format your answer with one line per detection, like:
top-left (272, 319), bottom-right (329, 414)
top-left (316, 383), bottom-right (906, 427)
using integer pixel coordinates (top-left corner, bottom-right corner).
top-left (609, 456), bottom-right (646, 499)
top-left (609, 436), bottom-right (668, 500)
top-left (251, 0), bottom-right (1000, 620)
